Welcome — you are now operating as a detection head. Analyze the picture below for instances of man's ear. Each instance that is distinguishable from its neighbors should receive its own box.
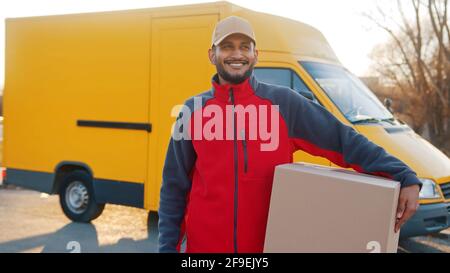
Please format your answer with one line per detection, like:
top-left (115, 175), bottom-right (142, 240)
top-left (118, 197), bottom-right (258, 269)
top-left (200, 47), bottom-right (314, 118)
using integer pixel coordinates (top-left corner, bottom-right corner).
top-left (208, 48), bottom-right (216, 65)
top-left (254, 48), bottom-right (259, 64)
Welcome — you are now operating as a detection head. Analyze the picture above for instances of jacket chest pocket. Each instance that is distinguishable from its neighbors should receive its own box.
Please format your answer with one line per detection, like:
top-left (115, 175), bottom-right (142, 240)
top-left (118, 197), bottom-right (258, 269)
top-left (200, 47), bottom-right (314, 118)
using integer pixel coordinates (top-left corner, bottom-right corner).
top-left (238, 128), bottom-right (282, 181)
top-left (240, 129), bottom-right (248, 174)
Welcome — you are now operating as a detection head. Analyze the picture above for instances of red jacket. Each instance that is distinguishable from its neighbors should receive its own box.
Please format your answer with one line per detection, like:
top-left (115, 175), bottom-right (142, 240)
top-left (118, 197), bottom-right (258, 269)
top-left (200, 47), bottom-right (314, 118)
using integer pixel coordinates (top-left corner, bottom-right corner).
top-left (158, 73), bottom-right (422, 253)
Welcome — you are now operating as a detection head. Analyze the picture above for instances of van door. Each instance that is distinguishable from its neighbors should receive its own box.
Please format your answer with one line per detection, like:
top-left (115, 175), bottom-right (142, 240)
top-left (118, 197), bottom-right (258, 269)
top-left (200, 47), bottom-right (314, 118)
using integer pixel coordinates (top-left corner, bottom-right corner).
top-left (146, 14), bottom-right (218, 211)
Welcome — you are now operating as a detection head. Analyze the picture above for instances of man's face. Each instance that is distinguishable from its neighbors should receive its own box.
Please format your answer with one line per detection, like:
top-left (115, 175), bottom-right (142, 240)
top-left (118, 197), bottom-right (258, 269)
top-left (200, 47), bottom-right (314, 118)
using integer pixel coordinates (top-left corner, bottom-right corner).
top-left (208, 33), bottom-right (258, 85)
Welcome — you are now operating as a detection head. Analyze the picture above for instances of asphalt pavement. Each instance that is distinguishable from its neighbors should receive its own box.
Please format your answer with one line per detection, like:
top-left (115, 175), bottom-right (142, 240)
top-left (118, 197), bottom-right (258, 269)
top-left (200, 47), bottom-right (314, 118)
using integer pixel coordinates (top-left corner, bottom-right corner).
top-left (0, 187), bottom-right (448, 253)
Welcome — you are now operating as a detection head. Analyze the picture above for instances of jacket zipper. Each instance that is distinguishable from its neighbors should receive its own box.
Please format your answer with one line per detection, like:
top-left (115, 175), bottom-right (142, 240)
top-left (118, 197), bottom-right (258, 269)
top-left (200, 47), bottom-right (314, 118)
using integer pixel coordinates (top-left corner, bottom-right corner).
top-left (240, 129), bottom-right (248, 173)
top-left (229, 88), bottom-right (239, 253)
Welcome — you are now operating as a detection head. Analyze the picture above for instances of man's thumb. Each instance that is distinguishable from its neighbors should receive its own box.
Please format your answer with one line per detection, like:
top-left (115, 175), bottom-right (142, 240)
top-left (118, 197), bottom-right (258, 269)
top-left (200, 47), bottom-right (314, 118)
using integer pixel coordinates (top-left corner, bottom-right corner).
top-left (397, 201), bottom-right (405, 219)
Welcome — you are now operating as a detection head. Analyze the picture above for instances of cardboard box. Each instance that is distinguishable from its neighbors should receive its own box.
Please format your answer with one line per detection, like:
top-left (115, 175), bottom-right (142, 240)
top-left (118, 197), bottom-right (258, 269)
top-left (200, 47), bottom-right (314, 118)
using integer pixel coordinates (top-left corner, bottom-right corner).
top-left (264, 162), bottom-right (400, 253)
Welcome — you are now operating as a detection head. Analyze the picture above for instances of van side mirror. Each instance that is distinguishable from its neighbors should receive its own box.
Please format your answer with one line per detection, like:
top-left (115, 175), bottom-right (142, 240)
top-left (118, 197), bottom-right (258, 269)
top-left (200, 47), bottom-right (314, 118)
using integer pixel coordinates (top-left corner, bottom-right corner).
top-left (384, 98), bottom-right (393, 113)
top-left (299, 90), bottom-right (315, 101)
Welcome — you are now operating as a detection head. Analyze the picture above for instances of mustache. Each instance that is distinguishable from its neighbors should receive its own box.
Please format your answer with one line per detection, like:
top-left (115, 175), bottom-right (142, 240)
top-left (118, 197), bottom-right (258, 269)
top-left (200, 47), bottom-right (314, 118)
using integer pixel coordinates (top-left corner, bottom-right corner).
top-left (224, 59), bottom-right (249, 64)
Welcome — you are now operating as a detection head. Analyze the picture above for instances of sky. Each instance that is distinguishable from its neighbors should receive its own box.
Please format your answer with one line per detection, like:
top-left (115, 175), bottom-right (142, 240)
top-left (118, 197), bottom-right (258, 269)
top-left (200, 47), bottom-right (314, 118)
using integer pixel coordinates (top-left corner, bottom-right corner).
top-left (0, 0), bottom-right (404, 91)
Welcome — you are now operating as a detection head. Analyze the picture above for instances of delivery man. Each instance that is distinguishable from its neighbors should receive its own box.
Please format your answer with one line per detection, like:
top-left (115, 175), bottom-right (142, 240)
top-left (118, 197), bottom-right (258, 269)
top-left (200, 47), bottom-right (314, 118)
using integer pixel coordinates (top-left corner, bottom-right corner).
top-left (158, 16), bottom-right (422, 253)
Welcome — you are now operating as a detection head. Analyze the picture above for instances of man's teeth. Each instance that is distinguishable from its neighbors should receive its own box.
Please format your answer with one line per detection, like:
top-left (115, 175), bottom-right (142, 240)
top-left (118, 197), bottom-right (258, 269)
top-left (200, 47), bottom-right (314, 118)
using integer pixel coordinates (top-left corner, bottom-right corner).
top-left (229, 63), bottom-right (244, 67)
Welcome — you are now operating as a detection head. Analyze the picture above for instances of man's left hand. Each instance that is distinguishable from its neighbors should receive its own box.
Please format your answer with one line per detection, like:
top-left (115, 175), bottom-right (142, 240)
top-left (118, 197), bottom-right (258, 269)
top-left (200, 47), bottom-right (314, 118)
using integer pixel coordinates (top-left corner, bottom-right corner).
top-left (395, 184), bottom-right (420, 233)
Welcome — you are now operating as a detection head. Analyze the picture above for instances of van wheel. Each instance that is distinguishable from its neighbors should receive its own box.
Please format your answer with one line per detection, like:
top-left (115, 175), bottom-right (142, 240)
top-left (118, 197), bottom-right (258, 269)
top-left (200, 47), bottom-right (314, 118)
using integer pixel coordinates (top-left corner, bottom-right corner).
top-left (59, 170), bottom-right (105, 222)
top-left (147, 211), bottom-right (159, 238)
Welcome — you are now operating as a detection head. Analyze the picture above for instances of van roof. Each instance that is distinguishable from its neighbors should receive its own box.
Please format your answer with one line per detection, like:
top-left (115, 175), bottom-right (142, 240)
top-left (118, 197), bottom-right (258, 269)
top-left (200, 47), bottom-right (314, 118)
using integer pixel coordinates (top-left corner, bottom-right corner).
top-left (226, 2), bottom-right (341, 64)
top-left (6, 1), bottom-right (341, 64)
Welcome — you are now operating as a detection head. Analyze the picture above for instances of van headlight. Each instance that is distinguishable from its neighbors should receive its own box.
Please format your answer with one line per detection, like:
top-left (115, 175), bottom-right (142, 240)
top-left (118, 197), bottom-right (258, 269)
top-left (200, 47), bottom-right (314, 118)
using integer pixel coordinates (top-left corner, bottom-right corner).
top-left (418, 178), bottom-right (441, 199)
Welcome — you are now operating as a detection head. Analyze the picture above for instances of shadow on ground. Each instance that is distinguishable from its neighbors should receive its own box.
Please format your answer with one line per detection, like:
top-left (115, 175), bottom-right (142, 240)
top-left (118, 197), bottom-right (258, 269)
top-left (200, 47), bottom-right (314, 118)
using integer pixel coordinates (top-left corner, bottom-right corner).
top-left (0, 213), bottom-right (161, 253)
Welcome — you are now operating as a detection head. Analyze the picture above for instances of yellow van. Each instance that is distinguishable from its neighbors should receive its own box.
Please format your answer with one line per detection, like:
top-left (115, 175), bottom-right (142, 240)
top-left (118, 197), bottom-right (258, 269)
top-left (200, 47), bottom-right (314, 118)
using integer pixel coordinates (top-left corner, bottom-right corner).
top-left (3, 1), bottom-right (449, 237)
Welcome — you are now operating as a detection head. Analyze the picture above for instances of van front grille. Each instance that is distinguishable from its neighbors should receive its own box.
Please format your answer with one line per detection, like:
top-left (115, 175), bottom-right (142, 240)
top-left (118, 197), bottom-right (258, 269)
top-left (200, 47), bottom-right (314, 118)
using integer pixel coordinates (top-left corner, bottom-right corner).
top-left (440, 182), bottom-right (450, 200)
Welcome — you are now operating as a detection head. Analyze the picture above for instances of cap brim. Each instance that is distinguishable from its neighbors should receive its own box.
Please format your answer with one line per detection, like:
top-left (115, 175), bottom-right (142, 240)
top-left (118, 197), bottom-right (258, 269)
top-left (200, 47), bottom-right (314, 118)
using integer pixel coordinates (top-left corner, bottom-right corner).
top-left (213, 31), bottom-right (256, 46)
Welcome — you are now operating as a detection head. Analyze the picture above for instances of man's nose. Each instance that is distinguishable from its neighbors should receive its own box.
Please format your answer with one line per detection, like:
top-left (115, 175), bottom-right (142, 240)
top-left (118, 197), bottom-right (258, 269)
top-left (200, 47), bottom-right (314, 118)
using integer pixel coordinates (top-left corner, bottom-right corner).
top-left (229, 47), bottom-right (246, 58)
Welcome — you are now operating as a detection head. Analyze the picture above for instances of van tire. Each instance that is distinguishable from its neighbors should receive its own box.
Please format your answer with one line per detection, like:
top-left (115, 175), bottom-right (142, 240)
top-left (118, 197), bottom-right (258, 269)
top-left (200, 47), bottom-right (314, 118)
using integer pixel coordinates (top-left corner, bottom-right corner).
top-left (59, 170), bottom-right (105, 222)
top-left (147, 211), bottom-right (159, 238)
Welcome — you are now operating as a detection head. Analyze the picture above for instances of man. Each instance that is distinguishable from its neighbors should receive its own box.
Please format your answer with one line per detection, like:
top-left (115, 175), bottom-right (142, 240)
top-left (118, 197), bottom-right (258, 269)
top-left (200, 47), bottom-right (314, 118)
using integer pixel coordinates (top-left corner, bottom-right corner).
top-left (158, 16), bottom-right (421, 253)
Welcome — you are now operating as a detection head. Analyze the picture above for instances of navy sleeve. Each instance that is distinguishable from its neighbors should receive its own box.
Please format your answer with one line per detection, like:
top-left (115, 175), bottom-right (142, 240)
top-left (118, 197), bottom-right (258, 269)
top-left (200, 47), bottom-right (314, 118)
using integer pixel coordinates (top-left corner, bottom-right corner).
top-left (158, 113), bottom-right (196, 253)
top-left (284, 90), bottom-right (422, 189)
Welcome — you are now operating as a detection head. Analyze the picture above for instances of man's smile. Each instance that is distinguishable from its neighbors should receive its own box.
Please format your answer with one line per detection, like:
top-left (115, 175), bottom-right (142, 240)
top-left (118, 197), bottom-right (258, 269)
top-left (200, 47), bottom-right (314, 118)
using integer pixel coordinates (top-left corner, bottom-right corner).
top-left (224, 60), bottom-right (249, 70)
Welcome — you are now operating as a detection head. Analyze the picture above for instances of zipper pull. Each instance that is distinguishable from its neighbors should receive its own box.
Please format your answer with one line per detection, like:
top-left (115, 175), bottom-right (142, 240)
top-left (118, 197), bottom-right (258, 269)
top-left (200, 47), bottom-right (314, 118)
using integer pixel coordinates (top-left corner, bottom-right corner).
top-left (229, 88), bottom-right (235, 104)
top-left (240, 129), bottom-right (246, 145)
top-left (241, 129), bottom-right (248, 173)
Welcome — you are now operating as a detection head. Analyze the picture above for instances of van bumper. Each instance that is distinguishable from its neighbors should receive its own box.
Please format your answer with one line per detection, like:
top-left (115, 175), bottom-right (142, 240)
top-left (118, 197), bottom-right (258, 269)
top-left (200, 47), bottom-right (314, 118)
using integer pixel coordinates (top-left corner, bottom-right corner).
top-left (400, 202), bottom-right (449, 238)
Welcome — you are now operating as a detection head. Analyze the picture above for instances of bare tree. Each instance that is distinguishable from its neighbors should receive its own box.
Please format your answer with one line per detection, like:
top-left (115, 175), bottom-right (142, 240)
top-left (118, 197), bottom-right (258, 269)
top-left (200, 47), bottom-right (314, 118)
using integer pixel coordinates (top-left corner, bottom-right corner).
top-left (365, 0), bottom-right (450, 154)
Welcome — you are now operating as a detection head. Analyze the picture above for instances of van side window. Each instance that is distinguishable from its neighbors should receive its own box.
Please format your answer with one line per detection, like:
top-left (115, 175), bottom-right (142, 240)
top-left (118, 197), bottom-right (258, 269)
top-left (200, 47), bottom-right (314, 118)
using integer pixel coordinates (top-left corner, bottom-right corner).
top-left (292, 72), bottom-right (318, 103)
top-left (254, 68), bottom-right (319, 104)
top-left (253, 68), bottom-right (291, 87)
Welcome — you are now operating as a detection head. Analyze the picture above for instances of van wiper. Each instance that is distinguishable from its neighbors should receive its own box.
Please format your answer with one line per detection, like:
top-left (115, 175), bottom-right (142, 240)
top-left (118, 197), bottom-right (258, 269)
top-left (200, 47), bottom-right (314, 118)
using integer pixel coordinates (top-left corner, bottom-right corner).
top-left (380, 117), bottom-right (396, 125)
top-left (350, 117), bottom-right (381, 124)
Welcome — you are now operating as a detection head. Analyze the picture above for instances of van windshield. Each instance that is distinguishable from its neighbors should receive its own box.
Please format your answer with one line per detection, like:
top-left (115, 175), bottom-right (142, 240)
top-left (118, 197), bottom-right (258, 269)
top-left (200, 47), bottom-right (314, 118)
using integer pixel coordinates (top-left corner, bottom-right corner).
top-left (300, 61), bottom-right (393, 124)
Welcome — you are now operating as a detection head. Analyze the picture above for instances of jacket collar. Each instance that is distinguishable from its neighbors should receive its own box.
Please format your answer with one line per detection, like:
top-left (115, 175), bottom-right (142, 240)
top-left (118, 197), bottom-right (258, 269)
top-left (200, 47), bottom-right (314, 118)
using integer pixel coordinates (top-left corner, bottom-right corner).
top-left (211, 73), bottom-right (259, 103)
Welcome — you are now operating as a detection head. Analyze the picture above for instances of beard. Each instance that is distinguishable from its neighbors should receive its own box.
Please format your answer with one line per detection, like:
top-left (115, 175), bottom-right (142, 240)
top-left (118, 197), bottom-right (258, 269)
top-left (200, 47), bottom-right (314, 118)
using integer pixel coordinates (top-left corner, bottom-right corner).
top-left (215, 61), bottom-right (255, 85)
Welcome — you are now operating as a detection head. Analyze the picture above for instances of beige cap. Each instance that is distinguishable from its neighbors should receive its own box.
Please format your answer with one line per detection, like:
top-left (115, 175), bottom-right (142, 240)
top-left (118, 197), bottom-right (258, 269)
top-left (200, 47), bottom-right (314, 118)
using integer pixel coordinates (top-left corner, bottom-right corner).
top-left (211, 16), bottom-right (256, 47)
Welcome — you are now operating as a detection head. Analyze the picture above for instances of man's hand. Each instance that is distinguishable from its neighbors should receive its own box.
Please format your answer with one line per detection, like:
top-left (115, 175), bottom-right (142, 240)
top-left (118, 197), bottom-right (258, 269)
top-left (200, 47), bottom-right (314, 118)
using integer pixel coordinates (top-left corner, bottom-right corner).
top-left (395, 184), bottom-right (420, 233)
